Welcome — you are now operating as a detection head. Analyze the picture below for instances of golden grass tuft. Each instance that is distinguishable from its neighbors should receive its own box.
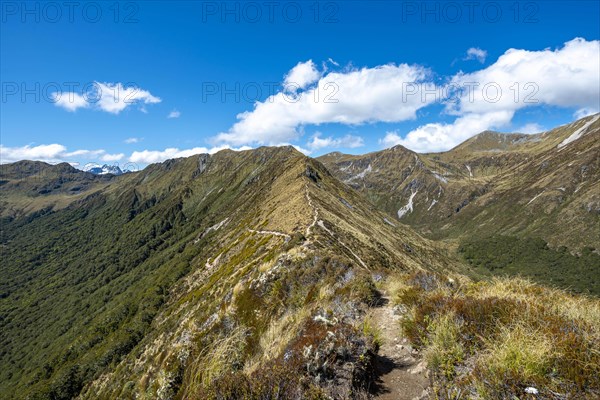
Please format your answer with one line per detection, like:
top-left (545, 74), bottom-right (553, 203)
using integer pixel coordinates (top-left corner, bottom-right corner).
top-left (258, 259), bottom-right (276, 273)
top-left (482, 323), bottom-right (553, 381)
top-left (182, 326), bottom-right (248, 398)
top-left (361, 315), bottom-right (383, 349)
top-left (423, 312), bottom-right (465, 378)
top-left (244, 307), bottom-right (312, 373)
top-left (394, 271), bottom-right (600, 398)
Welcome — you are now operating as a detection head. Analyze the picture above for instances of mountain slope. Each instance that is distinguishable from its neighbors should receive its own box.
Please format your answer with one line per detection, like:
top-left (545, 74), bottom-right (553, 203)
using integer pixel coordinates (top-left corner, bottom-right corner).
top-left (319, 114), bottom-right (600, 293)
top-left (0, 147), bottom-right (458, 399)
top-left (0, 161), bottom-right (114, 220)
top-left (2, 143), bottom-right (599, 399)
top-left (77, 149), bottom-right (459, 400)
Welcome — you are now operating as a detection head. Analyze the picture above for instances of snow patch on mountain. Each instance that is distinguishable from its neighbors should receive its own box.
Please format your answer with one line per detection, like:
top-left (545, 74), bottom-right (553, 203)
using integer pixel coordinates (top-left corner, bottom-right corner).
top-left (557, 115), bottom-right (598, 150)
top-left (347, 164), bottom-right (371, 181)
top-left (397, 189), bottom-right (418, 219)
top-left (427, 199), bottom-right (438, 211)
top-left (465, 164), bottom-right (473, 178)
top-left (84, 164), bottom-right (125, 175)
top-left (345, 164), bottom-right (372, 183)
top-left (432, 172), bottom-right (448, 184)
top-left (339, 162), bottom-right (353, 172)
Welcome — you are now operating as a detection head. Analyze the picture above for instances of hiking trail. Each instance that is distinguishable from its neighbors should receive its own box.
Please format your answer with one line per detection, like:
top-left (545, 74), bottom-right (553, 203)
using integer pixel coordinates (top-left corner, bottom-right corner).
top-left (369, 294), bottom-right (430, 400)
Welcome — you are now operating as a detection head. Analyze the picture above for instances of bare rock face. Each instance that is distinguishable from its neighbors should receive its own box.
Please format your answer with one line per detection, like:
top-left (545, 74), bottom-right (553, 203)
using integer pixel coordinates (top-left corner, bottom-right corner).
top-left (305, 165), bottom-right (322, 184)
top-left (300, 316), bottom-right (376, 399)
top-left (198, 154), bottom-right (210, 174)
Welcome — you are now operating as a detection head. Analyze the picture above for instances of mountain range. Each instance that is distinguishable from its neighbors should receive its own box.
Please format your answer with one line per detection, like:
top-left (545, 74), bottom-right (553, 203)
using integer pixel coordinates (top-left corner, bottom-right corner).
top-left (319, 113), bottom-right (600, 293)
top-left (0, 115), bottom-right (598, 399)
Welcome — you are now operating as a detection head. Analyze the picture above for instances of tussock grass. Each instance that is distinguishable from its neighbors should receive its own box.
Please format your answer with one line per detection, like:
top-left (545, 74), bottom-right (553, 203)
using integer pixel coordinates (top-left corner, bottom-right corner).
top-left (471, 277), bottom-right (600, 332)
top-left (258, 258), bottom-right (276, 273)
top-left (383, 276), bottom-right (411, 302)
top-left (184, 326), bottom-right (248, 395)
top-left (423, 312), bottom-right (465, 379)
top-left (482, 323), bottom-right (553, 382)
top-left (362, 315), bottom-right (383, 349)
top-left (244, 307), bottom-right (312, 373)
top-left (395, 272), bottom-right (600, 398)
top-left (197, 315), bottom-right (375, 400)
top-left (347, 275), bottom-right (379, 306)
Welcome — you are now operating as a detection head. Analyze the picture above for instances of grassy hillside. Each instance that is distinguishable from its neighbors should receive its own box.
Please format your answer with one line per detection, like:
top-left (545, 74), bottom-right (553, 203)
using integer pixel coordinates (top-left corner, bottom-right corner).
top-left (319, 114), bottom-right (600, 293)
top-left (0, 161), bottom-right (114, 220)
top-left (0, 148), bottom-right (309, 398)
top-left (0, 147), bottom-right (455, 399)
top-left (1, 138), bottom-right (598, 399)
top-left (380, 269), bottom-right (600, 398)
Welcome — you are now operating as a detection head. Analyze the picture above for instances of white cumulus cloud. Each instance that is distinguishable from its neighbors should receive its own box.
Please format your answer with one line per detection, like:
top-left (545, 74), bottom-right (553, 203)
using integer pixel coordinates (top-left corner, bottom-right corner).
top-left (53, 92), bottom-right (88, 112)
top-left (516, 123), bottom-right (545, 134)
top-left (167, 110), bottom-right (181, 119)
top-left (379, 131), bottom-right (403, 149)
top-left (101, 153), bottom-right (126, 162)
top-left (0, 144), bottom-right (124, 164)
top-left (53, 82), bottom-right (161, 114)
top-left (283, 60), bottom-right (322, 92)
top-left (464, 47), bottom-right (488, 63)
top-left (308, 132), bottom-right (364, 151)
top-left (574, 107), bottom-right (599, 119)
top-left (382, 38), bottom-right (600, 153)
top-left (1, 144), bottom-right (67, 163)
top-left (449, 38), bottom-right (599, 116)
top-left (380, 111), bottom-right (515, 153)
top-left (214, 63), bottom-right (434, 147)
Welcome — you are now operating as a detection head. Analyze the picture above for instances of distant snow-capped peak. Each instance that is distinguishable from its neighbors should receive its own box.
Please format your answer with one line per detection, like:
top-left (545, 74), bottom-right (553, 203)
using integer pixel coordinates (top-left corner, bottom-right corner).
top-left (84, 164), bottom-right (125, 175)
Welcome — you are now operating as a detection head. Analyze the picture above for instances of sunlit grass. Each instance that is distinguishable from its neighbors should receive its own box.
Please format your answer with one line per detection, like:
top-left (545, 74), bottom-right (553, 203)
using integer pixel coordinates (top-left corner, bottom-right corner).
top-left (395, 271), bottom-right (600, 398)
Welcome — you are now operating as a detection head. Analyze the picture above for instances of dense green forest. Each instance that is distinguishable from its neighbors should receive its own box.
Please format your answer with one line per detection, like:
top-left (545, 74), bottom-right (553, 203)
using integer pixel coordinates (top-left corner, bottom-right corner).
top-left (459, 235), bottom-right (600, 295)
top-left (0, 152), bottom-right (284, 399)
top-left (0, 191), bottom-right (202, 399)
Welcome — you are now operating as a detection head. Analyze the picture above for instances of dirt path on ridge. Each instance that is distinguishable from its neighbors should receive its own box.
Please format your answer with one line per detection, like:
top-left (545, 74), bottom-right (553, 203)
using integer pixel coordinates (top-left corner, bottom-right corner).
top-left (368, 295), bottom-right (430, 400)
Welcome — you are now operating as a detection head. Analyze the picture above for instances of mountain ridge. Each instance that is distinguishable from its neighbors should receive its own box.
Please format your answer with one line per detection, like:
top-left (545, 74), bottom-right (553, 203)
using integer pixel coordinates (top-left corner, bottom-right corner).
top-left (1, 145), bottom-right (461, 399)
top-left (318, 114), bottom-right (600, 294)
top-left (1, 117), bottom-right (598, 399)
top-left (318, 114), bottom-right (599, 248)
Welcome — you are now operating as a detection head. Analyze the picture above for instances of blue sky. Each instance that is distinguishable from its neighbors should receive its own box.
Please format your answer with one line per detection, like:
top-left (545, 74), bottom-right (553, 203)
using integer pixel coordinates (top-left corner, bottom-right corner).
top-left (1, 0), bottom-right (599, 168)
